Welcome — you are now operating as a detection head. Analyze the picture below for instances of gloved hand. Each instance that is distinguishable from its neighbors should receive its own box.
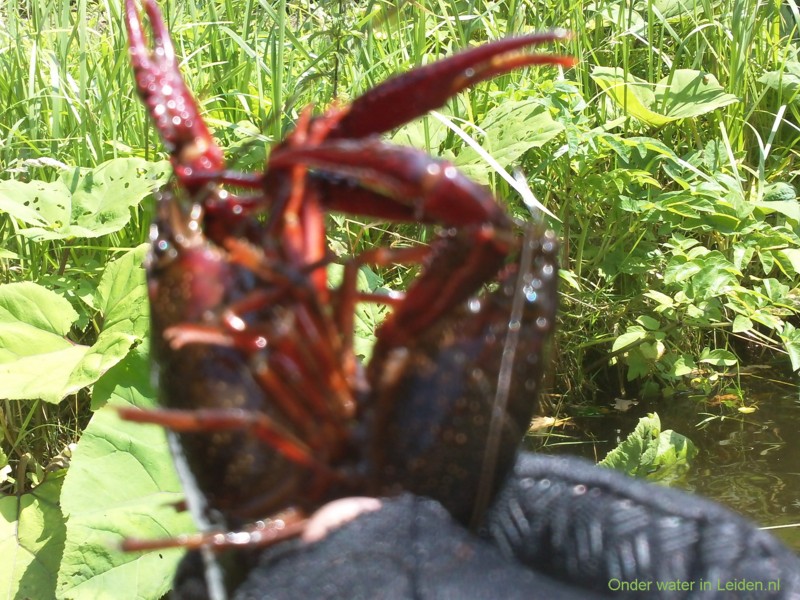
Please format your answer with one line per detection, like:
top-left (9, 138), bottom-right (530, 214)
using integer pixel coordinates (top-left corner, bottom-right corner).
top-left (174, 453), bottom-right (800, 599)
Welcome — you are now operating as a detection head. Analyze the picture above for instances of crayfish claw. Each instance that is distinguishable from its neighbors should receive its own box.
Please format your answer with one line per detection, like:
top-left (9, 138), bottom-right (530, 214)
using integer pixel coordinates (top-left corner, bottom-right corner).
top-left (125, 0), bottom-right (176, 71)
top-left (125, 0), bottom-right (225, 181)
top-left (331, 31), bottom-right (575, 140)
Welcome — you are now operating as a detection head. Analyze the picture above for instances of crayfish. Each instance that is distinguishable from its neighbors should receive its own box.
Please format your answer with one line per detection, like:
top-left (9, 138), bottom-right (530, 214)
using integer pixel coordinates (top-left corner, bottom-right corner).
top-left (120, 0), bottom-right (570, 596)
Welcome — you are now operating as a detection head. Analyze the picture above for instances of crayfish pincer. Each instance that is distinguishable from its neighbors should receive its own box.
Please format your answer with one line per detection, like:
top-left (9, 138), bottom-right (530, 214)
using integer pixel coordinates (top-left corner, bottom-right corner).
top-left (119, 0), bottom-right (571, 596)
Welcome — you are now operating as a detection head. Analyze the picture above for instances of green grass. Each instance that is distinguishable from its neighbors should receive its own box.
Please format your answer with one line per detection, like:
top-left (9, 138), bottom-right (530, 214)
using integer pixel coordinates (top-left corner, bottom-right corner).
top-left (1, 0), bottom-right (799, 595)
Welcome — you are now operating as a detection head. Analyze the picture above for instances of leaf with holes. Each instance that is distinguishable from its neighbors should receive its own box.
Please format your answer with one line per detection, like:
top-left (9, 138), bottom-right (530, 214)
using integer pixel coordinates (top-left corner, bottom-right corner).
top-left (0, 158), bottom-right (169, 240)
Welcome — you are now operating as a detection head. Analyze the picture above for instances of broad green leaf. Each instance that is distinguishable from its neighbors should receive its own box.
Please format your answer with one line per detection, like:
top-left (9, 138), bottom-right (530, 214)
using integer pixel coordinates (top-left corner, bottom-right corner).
top-left (758, 61), bottom-right (800, 99)
top-left (751, 310), bottom-right (784, 331)
top-left (391, 116), bottom-right (449, 152)
top-left (91, 342), bottom-right (155, 411)
top-left (702, 139), bottom-right (725, 171)
top-left (599, 413), bottom-right (697, 482)
top-left (0, 345), bottom-right (90, 403)
top-left (0, 247), bottom-right (148, 403)
top-left (455, 101), bottom-right (564, 183)
top-left (670, 354), bottom-right (696, 377)
top-left (0, 158), bottom-right (169, 241)
top-left (0, 470), bottom-right (67, 600)
top-left (732, 314), bottom-right (754, 333)
top-left (755, 199), bottom-right (800, 224)
top-left (759, 249), bottom-right (775, 274)
top-left (625, 136), bottom-right (682, 162)
top-left (0, 284), bottom-right (88, 402)
top-left (626, 349), bottom-right (650, 380)
top-left (780, 323), bottom-right (800, 371)
top-left (760, 278), bottom-right (790, 302)
top-left (0, 179), bottom-right (70, 228)
top-left (664, 257), bottom-right (702, 285)
top-left (773, 248), bottom-right (800, 278)
top-left (644, 290), bottom-right (675, 308)
top-left (650, 429), bottom-right (698, 481)
top-left (94, 244), bottom-right (150, 339)
top-left (0, 281), bottom-right (78, 335)
top-left (591, 67), bottom-right (671, 127)
top-left (58, 349), bottom-right (188, 600)
top-left (586, 3), bottom-right (647, 35)
top-left (724, 286), bottom-right (762, 313)
top-left (732, 245), bottom-right (755, 271)
top-left (603, 413), bottom-right (659, 471)
top-left (690, 252), bottom-right (740, 300)
top-left (652, 0), bottom-right (705, 18)
top-left (591, 67), bottom-right (738, 127)
top-left (64, 331), bottom-right (142, 398)
top-left (639, 340), bottom-right (664, 361)
top-left (612, 326), bottom-right (647, 352)
top-left (597, 131), bottom-right (632, 161)
top-left (699, 348), bottom-right (738, 367)
top-left (762, 182), bottom-right (797, 204)
top-left (0, 320), bottom-right (74, 366)
top-left (653, 192), bottom-right (716, 224)
top-left (636, 315), bottom-right (661, 330)
top-left (659, 70), bottom-right (739, 119)
top-left (35, 273), bottom-right (99, 327)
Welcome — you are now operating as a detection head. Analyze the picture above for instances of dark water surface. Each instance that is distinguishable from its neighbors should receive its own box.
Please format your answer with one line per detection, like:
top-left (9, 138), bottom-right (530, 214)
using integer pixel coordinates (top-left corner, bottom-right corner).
top-left (536, 372), bottom-right (800, 552)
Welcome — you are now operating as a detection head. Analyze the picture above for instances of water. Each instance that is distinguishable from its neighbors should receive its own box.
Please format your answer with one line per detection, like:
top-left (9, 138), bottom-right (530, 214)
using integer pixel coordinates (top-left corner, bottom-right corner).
top-left (536, 371), bottom-right (800, 552)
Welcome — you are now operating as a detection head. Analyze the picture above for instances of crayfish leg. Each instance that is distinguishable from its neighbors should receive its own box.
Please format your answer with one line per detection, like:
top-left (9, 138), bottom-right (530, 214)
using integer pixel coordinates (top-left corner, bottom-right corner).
top-left (330, 246), bottom-right (425, 370)
top-left (117, 406), bottom-right (332, 478)
top-left (121, 507), bottom-right (307, 552)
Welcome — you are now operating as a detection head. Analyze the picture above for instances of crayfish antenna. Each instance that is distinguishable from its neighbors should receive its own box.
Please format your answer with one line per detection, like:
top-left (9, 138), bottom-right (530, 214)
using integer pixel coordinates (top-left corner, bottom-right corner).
top-left (469, 171), bottom-right (559, 528)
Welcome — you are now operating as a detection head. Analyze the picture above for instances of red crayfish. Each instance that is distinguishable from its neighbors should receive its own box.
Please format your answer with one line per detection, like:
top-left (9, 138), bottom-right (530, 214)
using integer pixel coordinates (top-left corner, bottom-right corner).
top-left (120, 0), bottom-right (570, 595)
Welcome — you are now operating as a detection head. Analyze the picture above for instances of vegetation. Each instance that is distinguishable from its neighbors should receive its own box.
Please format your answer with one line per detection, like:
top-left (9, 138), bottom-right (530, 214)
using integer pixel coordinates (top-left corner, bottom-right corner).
top-left (1, 0), bottom-right (798, 597)
top-left (597, 413), bottom-right (697, 482)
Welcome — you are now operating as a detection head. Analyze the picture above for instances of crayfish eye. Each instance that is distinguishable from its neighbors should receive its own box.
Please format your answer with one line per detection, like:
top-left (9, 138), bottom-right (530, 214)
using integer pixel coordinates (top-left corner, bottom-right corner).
top-left (150, 237), bottom-right (178, 267)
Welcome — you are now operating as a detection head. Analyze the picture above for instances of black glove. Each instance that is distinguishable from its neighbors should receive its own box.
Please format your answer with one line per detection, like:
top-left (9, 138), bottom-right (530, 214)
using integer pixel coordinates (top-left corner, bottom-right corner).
top-left (486, 453), bottom-right (800, 598)
top-left (174, 453), bottom-right (800, 599)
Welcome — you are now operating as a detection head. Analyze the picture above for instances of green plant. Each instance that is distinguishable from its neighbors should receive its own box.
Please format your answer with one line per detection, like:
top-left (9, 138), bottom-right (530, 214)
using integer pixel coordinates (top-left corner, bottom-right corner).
top-left (598, 413), bottom-right (698, 482)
